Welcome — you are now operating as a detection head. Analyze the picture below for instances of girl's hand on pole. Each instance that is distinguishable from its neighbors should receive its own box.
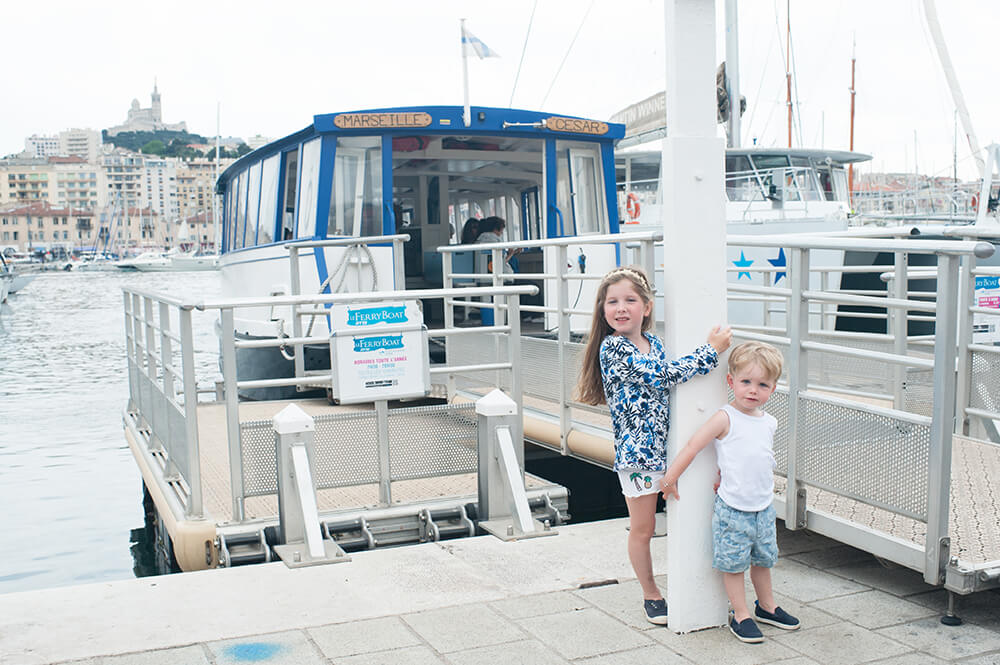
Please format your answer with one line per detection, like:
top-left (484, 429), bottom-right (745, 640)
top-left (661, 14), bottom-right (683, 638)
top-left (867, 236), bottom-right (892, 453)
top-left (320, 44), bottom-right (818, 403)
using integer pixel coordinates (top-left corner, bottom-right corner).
top-left (660, 476), bottom-right (679, 500)
top-left (708, 325), bottom-right (733, 354)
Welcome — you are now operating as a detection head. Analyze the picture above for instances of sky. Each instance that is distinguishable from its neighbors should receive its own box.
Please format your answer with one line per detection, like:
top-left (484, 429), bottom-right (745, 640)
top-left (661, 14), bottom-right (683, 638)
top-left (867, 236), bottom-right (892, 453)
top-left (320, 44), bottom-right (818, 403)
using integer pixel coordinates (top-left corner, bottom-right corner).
top-left (5, 0), bottom-right (997, 181)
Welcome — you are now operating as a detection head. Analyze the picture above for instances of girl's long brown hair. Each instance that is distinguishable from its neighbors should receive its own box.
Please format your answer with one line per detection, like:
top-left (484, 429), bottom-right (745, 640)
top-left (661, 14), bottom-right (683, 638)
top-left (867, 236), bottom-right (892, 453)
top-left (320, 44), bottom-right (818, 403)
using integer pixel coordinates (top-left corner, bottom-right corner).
top-left (574, 266), bottom-right (654, 405)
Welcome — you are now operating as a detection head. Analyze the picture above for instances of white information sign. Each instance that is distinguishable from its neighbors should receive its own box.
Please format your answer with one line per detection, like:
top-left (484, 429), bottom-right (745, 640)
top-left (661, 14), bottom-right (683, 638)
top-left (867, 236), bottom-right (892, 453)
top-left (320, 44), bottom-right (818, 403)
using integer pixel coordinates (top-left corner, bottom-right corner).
top-left (973, 275), bottom-right (1000, 344)
top-left (328, 301), bottom-right (430, 404)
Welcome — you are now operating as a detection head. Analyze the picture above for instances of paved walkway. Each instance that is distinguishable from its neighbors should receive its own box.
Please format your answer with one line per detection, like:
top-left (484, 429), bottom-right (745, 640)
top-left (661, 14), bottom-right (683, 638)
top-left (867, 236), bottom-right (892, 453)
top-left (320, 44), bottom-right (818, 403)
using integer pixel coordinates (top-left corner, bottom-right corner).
top-left (2, 519), bottom-right (999, 665)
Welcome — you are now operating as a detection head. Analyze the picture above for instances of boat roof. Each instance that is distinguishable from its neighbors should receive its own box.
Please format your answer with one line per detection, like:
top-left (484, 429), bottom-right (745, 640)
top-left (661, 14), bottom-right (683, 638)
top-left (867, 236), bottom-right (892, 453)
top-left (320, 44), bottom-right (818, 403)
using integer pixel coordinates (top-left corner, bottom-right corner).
top-left (218, 105), bottom-right (625, 188)
top-left (618, 146), bottom-right (871, 165)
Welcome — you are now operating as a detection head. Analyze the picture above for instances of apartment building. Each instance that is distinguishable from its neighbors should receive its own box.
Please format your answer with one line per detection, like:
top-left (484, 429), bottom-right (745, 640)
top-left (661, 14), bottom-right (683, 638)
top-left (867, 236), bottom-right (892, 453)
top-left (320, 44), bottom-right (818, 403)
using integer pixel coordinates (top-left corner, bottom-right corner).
top-left (0, 201), bottom-right (94, 253)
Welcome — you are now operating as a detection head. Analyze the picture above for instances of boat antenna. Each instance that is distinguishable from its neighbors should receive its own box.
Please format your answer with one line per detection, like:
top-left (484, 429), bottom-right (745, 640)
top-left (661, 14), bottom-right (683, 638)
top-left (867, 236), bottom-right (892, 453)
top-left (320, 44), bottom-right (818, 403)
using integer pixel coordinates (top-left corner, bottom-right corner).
top-left (539, 0), bottom-right (596, 108)
top-left (848, 33), bottom-right (856, 207)
top-left (509, 0), bottom-right (538, 107)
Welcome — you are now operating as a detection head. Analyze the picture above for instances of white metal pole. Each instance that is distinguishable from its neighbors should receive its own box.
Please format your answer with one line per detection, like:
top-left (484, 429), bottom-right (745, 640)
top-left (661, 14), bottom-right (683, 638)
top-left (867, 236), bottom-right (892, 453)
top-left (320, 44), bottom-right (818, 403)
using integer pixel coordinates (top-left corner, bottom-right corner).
top-left (724, 0), bottom-right (741, 148)
top-left (461, 19), bottom-right (472, 127)
top-left (663, 0), bottom-right (729, 632)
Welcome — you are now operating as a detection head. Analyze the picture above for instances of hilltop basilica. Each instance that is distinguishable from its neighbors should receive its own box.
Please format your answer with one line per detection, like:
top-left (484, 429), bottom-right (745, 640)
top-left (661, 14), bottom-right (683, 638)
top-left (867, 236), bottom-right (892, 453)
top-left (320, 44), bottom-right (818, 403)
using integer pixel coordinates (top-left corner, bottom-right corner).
top-left (105, 81), bottom-right (187, 136)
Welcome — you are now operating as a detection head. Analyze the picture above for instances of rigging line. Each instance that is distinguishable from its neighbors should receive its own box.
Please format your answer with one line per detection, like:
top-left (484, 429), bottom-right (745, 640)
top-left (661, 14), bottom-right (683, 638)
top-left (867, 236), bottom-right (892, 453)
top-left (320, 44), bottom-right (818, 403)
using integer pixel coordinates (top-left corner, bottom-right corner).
top-left (790, 30), bottom-right (805, 147)
top-left (509, 0), bottom-right (539, 107)
top-left (754, 0), bottom-right (788, 145)
top-left (745, 24), bottom-right (777, 141)
top-left (539, 0), bottom-right (596, 108)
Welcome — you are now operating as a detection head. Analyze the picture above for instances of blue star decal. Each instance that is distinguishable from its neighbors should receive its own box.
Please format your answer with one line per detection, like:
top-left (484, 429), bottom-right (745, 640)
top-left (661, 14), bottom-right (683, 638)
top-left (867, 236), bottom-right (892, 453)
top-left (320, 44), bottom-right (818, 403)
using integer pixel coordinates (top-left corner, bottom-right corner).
top-left (733, 251), bottom-right (753, 280)
top-left (768, 248), bottom-right (787, 284)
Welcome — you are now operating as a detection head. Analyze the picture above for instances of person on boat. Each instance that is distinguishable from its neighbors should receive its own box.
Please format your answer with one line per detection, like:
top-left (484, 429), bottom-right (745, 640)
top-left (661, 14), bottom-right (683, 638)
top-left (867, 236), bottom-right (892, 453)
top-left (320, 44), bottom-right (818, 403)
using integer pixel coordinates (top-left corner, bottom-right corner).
top-left (660, 341), bottom-right (800, 642)
top-left (575, 266), bottom-right (732, 626)
top-left (474, 216), bottom-right (521, 272)
top-left (460, 218), bottom-right (480, 245)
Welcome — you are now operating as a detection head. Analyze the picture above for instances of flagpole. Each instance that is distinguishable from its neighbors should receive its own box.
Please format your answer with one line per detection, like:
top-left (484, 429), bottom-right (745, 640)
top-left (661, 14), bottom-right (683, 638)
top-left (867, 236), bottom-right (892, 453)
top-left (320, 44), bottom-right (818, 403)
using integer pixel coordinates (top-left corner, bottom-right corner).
top-left (461, 18), bottom-right (471, 127)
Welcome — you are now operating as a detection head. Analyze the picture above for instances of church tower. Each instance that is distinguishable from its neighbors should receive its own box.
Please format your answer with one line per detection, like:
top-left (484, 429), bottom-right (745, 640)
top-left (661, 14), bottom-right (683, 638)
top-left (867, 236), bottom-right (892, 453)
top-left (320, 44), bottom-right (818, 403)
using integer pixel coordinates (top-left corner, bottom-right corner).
top-left (151, 79), bottom-right (162, 123)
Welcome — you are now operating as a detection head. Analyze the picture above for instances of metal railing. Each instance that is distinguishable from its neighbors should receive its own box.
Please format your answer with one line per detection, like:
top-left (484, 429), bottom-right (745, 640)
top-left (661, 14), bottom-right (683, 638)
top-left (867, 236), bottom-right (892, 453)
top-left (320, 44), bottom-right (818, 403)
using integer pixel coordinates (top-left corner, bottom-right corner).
top-left (123, 283), bottom-right (536, 524)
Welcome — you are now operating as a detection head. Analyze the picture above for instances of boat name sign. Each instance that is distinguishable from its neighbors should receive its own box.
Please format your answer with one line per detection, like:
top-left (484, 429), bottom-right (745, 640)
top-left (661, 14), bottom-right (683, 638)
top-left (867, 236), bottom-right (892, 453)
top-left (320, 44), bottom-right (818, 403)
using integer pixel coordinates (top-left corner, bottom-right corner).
top-left (333, 112), bottom-right (432, 129)
top-left (545, 117), bottom-right (609, 135)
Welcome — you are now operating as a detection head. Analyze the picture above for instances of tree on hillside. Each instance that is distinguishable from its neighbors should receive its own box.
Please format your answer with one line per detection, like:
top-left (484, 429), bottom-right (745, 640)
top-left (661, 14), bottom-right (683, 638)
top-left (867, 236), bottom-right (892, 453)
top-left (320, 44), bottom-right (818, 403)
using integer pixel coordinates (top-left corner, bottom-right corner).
top-left (141, 140), bottom-right (165, 155)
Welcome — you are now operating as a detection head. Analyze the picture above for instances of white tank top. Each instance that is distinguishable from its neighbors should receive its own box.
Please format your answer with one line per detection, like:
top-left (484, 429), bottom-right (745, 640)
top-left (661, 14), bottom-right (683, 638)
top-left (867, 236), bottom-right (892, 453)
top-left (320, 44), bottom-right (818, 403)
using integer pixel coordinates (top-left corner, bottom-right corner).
top-left (714, 404), bottom-right (777, 512)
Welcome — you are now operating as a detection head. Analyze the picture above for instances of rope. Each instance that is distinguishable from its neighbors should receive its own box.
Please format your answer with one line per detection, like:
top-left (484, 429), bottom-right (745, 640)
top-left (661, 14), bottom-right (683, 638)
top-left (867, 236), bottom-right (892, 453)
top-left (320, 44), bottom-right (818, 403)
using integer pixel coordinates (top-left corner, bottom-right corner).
top-left (539, 0), bottom-right (596, 108)
top-left (509, 0), bottom-right (539, 107)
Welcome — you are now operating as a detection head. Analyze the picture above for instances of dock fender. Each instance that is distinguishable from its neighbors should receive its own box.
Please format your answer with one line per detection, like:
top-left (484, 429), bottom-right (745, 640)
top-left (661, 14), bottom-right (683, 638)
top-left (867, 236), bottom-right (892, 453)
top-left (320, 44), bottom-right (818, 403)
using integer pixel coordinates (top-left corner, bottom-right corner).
top-left (124, 425), bottom-right (219, 571)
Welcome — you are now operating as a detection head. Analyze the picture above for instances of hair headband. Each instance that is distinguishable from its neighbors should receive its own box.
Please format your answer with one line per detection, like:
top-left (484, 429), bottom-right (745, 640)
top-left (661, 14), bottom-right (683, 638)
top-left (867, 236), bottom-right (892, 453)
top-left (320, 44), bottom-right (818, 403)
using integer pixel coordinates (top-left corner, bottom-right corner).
top-left (602, 267), bottom-right (649, 290)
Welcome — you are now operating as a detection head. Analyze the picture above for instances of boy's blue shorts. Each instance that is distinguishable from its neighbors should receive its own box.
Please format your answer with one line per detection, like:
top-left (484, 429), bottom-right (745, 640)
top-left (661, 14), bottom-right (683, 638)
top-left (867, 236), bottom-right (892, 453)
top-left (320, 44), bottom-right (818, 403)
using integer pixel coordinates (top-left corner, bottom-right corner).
top-left (712, 495), bottom-right (778, 573)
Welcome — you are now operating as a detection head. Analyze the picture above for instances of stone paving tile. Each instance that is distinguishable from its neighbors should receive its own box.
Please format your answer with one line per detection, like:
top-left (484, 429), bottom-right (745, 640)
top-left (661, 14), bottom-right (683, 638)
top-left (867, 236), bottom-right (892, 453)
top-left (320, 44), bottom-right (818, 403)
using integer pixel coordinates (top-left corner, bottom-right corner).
top-left (876, 617), bottom-right (1000, 661)
top-left (573, 579), bottom-right (665, 630)
top-left (769, 591), bottom-right (841, 630)
top-left (402, 604), bottom-right (528, 653)
top-left (762, 658), bottom-right (821, 665)
top-left (514, 608), bottom-right (652, 660)
top-left (206, 630), bottom-right (325, 665)
top-left (308, 616), bottom-right (421, 659)
top-left (334, 645), bottom-right (445, 665)
top-left (444, 639), bottom-right (569, 665)
top-left (776, 527), bottom-right (842, 556)
top-left (769, 559), bottom-right (869, 603)
top-left (648, 624), bottom-right (799, 664)
top-left (787, 544), bottom-right (875, 570)
top-left (860, 653), bottom-right (948, 665)
top-left (957, 652), bottom-right (1000, 665)
top-left (572, 644), bottom-right (691, 665)
top-left (905, 589), bottom-right (1000, 629)
top-left (489, 590), bottom-right (590, 620)
top-left (769, 621), bottom-right (911, 665)
top-left (826, 561), bottom-right (936, 598)
top-left (810, 589), bottom-right (938, 629)
top-left (100, 645), bottom-right (211, 665)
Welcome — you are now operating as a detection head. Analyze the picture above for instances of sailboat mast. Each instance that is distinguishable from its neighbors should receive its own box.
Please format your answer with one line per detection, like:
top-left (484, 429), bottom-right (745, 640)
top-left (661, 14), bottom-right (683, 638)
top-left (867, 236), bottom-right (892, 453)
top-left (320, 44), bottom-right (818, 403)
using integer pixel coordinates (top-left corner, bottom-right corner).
top-left (848, 35), bottom-right (856, 206)
top-left (922, 0), bottom-right (984, 177)
top-left (785, 0), bottom-right (792, 148)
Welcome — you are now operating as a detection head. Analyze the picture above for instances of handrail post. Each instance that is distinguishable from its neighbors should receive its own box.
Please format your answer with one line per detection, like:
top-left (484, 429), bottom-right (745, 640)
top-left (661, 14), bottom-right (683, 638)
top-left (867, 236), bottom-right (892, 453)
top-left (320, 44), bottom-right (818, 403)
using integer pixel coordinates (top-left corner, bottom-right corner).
top-left (954, 249), bottom-right (976, 435)
top-left (123, 292), bottom-right (136, 411)
top-left (925, 253), bottom-right (959, 585)
top-left (158, 302), bottom-right (174, 398)
top-left (556, 244), bottom-right (570, 455)
top-left (376, 400), bottom-right (392, 506)
top-left (891, 251), bottom-right (908, 409)
top-left (179, 306), bottom-right (203, 518)
top-left (442, 252), bottom-right (456, 400)
top-left (393, 237), bottom-right (406, 290)
top-left (220, 307), bottom-right (244, 521)
top-left (508, 294), bottom-right (524, 445)
top-left (289, 245), bottom-right (304, 383)
top-left (784, 247), bottom-right (810, 530)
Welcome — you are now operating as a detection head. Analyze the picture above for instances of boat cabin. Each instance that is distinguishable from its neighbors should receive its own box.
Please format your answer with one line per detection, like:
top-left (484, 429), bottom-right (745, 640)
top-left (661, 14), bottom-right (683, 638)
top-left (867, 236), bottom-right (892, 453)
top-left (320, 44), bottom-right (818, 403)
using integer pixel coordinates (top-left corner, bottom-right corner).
top-left (216, 106), bottom-right (625, 304)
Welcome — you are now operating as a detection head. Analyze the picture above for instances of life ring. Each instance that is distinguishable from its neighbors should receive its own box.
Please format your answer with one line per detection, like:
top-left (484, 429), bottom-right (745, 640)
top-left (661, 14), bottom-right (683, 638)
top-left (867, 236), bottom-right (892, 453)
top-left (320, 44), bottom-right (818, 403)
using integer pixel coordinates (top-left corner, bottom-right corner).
top-left (971, 194), bottom-right (979, 211)
top-left (625, 192), bottom-right (641, 221)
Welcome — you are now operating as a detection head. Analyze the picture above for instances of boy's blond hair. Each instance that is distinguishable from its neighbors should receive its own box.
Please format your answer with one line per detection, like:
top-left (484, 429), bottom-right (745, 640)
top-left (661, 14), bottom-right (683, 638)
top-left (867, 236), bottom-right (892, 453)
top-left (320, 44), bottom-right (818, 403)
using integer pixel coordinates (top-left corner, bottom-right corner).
top-left (727, 341), bottom-right (783, 382)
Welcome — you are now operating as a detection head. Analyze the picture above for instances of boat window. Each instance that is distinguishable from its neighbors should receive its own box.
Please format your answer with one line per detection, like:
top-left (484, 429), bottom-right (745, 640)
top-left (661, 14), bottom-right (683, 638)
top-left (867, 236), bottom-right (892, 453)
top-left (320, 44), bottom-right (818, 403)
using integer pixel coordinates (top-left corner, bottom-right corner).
top-left (257, 155), bottom-right (280, 244)
top-left (224, 187), bottom-right (236, 251)
top-left (556, 141), bottom-right (608, 236)
top-left (281, 148), bottom-right (298, 240)
top-left (790, 157), bottom-right (821, 201)
top-left (832, 168), bottom-right (849, 202)
top-left (521, 188), bottom-right (541, 241)
top-left (245, 162), bottom-right (262, 246)
top-left (296, 138), bottom-right (322, 239)
top-left (725, 154), bottom-right (762, 201)
top-left (234, 170), bottom-right (248, 249)
top-left (328, 136), bottom-right (382, 238)
top-left (816, 166), bottom-right (835, 201)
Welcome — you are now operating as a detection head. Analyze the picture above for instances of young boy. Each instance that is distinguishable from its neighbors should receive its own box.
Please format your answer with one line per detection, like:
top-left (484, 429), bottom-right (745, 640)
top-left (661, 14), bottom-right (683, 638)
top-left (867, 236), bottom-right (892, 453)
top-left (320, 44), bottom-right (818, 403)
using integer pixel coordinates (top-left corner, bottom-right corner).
top-left (660, 341), bottom-right (800, 643)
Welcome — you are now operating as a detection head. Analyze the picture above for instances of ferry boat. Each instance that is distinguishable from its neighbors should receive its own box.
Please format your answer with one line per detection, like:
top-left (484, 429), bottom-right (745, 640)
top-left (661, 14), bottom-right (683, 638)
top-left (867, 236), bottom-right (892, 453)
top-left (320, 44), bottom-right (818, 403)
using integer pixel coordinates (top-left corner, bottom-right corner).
top-left (215, 105), bottom-right (628, 395)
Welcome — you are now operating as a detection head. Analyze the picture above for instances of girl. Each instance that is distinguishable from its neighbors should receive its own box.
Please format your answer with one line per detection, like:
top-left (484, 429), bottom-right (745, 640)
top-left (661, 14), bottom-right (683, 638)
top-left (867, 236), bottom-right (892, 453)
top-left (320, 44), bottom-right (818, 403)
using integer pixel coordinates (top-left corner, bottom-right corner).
top-left (576, 266), bottom-right (732, 625)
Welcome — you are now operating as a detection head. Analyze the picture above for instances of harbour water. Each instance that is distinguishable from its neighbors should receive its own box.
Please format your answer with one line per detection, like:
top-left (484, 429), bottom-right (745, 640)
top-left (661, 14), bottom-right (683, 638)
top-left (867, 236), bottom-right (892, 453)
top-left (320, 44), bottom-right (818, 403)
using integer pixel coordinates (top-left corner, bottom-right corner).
top-left (0, 270), bottom-right (221, 595)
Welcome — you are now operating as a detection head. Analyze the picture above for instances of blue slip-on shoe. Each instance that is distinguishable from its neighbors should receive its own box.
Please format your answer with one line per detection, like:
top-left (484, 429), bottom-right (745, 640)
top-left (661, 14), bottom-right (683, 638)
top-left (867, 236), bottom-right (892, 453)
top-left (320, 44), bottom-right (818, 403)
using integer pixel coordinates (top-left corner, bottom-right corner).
top-left (729, 615), bottom-right (764, 643)
top-left (643, 599), bottom-right (668, 625)
top-left (754, 601), bottom-right (800, 630)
